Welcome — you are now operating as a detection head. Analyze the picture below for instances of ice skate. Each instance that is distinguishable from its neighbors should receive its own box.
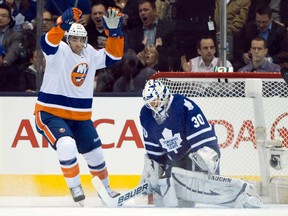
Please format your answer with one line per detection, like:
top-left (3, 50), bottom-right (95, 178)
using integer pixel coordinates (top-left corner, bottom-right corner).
top-left (70, 184), bottom-right (85, 206)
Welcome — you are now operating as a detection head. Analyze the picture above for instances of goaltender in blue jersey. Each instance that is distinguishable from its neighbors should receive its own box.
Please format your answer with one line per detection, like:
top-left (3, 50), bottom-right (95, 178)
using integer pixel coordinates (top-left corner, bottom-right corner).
top-left (140, 81), bottom-right (220, 174)
top-left (139, 80), bottom-right (262, 208)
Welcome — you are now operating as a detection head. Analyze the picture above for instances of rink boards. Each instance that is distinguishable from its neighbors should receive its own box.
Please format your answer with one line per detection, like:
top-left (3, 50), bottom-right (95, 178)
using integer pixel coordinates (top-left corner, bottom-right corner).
top-left (0, 96), bottom-right (287, 196)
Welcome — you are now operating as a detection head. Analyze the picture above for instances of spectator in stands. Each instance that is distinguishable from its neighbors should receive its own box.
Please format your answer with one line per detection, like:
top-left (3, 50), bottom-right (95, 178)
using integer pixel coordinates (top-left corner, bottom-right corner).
top-left (113, 48), bottom-right (156, 92)
top-left (86, 2), bottom-right (108, 49)
top-left (137, 40), bottom-right (167, 71)
top-left (238, 37), bottom-right (281, 72)
top-left (19, 49), bottom-right (45, 92)
top-left (233, 4), bottom-right (288, 70)
top-left (94, 0), bottom-right (142, 31)
top-left (0, 3), bottom-right (23, 67)
top-left (172, 0), bottom-right (216, 70)
top-left (44, 0), bottom-right (91, 26)
top-left (19, 0), bottom-right (37, 22)
top-left (181, 36), bottom-right (233, 72)
top-left (42, 9), bottom-right (54, 34)
top-left (127, 0), bottom-right (175, 70)
top-left (247, 0), bottom-right (288, 28)
top-left (214, 0), bottom-right (251, 61)
top-left (86, 2), bottom-right (117, 93)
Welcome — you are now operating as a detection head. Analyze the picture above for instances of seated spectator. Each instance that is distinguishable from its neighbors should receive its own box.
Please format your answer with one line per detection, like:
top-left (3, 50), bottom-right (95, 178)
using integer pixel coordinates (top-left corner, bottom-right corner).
top-left (137, 41), bottom-right (168, 71)
top-left (86, 2), bottom-right (118, 93)
top-left (238, 37), bottom-right (281, 72)
top-left (44, 0), bottom-right (91, 26)
top-left (15, 10), bottom-right (53, 72)
top-left (181, 36), bottom-right (233, 72)
top-left (127, 0), bottom-right (175, 71)
top-left (0, 3), bottom-right (24, 67)
top-left (113, 49), bottom-right (156, 92)
top-left (19, 49), bottom-right (45, 92)
top-left (233, 4), bottom-right (288, 70)
top-left (19, 0), bottom-right (37, 22)
top-left (0, 41), bottom-right (21, 91)
top-left (247, 0), bottom-right (288, 28)
top-left (42, 9), bottom-right (54, 34)
top-left (86, 2), bottom-right (108, 49)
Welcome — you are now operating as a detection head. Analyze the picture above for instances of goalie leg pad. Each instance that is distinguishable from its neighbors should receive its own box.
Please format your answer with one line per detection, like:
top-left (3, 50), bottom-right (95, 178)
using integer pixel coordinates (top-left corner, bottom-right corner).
top-left (171, 167), bottom-right (262, 208)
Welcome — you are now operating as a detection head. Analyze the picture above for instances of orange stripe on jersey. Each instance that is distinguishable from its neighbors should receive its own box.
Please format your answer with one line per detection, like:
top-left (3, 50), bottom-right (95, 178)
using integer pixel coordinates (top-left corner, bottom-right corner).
top-left (34, 103), bottom-right (92, 121)
top-left (90, 168), bottom-right (108, 180)
top-left (47, 25), bottom-right (65, 45)
top-left (61, 164), bottom-right (80, 178)
top-left (105, 37), bottom-right (124, 59)
top-left (35, 112), bottom-right (57, 145)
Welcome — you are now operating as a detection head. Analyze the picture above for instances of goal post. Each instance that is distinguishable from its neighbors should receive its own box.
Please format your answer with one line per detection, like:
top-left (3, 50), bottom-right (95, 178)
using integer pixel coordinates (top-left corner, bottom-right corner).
top-left (149, 72), bottom-right (288, 204)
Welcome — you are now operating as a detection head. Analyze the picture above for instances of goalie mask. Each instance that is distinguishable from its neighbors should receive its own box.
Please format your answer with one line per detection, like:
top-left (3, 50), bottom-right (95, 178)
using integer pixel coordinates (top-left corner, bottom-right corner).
top-left (142, 80), bottom-right (171, 124)
top-left (65, 23), bottom-right (88, 48)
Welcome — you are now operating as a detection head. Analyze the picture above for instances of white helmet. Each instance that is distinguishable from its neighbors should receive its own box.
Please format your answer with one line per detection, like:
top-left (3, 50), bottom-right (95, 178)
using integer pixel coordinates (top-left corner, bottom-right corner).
top-left (65, 23), bottom-right (88, 47)
top-left (142, 79), bottom-right (171, 124)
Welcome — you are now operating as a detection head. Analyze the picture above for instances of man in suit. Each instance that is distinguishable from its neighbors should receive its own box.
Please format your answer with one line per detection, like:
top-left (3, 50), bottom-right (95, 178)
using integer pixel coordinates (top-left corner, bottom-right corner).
top-left (0, 3), bottom-right (23, 67)
top-left (247, 0), bottom-right (288, 27)
top-left (127, 0), bottom-right (174, 71)
top-left (233, 4), bottom-right (288, 70)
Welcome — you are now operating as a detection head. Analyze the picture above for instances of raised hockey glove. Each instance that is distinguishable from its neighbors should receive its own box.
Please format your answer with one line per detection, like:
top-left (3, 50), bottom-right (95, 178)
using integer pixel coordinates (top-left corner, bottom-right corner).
top-left (103, 7), bottom-right (123, 37)
top-left (56, 7), bottom-right (82, 31)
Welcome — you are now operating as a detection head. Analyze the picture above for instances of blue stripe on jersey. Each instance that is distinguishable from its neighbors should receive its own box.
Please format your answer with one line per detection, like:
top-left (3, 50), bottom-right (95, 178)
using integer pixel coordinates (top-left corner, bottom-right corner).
top-left (105, 56), bottom-right (118, 67)
top-left (41, 34), bottom-right (58, 55)
top-left (38, 91), bottom-right (92, 109)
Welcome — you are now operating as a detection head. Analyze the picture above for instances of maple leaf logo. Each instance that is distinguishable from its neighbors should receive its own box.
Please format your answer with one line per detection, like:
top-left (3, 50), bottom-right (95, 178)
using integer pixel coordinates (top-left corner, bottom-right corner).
top-left (160, 128), bottom-right (182, 153)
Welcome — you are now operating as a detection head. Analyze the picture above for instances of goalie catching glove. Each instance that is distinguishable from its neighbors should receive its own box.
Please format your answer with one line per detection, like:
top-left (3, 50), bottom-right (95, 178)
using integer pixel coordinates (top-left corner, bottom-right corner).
top-left (56, 7), bottom-right (82, 31)
top-left (103, 7), bottom-right (124, 37)
top-left (140, 154), bottom-right (164, 195)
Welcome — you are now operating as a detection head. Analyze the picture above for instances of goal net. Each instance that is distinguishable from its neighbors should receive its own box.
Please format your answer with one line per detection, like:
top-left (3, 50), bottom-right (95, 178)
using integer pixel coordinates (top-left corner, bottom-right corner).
top-left (150, 72), bottom-right (288, 204)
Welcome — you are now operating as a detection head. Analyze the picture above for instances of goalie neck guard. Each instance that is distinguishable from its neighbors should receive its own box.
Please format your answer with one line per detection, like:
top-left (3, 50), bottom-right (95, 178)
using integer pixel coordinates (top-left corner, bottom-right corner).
top-left (142, 79), bottom-right (171, 124)
top-left (65, 23), bottom-right (88, 47)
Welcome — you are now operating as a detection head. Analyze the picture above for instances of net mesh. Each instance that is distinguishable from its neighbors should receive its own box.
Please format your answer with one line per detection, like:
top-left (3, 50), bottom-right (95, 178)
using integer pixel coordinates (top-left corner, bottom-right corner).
top-left (151, 73), bottom-right (288, 183)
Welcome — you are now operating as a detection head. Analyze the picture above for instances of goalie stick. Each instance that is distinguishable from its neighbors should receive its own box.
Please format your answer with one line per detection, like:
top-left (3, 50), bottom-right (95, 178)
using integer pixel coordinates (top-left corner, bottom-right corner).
top-left (92, 177), bottom-right (149, 207)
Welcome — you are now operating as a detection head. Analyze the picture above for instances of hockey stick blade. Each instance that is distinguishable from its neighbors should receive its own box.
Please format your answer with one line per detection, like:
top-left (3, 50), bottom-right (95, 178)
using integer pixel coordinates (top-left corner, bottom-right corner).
top-left (92, 177), bottom-right (149, 207)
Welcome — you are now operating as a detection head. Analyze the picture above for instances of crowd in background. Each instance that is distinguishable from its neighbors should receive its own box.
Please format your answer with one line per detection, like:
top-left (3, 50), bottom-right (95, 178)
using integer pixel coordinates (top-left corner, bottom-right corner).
top-left (0, 0), bottom-right (287, 93)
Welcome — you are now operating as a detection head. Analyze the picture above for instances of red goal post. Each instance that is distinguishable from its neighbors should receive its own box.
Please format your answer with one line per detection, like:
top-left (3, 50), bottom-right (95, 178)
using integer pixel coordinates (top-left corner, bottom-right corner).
top-left (149, 72), bottom-right (288, 204)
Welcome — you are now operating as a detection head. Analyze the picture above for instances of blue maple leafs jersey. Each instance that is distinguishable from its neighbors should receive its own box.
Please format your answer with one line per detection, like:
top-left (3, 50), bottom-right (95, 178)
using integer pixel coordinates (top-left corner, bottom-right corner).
top-left (140, 94), bottom-right (220, 166)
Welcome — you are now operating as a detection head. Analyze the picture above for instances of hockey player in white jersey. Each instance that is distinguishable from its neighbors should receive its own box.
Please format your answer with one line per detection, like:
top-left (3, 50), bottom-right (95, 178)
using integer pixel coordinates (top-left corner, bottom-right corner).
top-left (34, 7), bottom-right (124, 206)
top-left (139, 79), bottom-right (262, 208)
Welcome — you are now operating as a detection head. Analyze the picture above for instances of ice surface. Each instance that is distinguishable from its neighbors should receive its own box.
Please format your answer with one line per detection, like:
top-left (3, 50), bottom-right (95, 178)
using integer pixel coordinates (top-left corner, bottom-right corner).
top-left (0, 196), bottom-right (287, 216)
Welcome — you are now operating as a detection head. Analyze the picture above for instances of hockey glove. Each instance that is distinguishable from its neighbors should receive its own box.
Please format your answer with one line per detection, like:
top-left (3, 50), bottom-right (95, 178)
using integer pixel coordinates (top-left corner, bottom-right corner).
top-left (56, 7), bottom-right (82, 31)
top-left (103, 7), bottom-right (123, 37)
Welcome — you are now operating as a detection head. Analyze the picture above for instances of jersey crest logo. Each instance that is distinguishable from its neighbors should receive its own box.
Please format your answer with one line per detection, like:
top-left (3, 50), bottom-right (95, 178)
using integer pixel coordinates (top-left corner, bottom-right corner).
top-left (71, 63), bottom-right (89, 87)
top-left (160, 128), bottom-right (182, 153)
